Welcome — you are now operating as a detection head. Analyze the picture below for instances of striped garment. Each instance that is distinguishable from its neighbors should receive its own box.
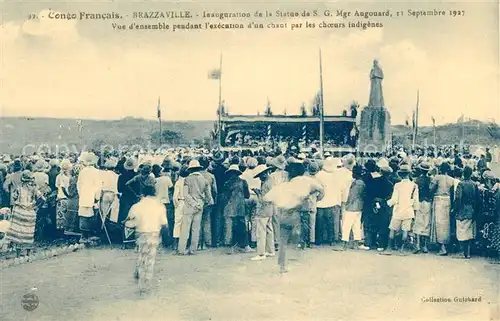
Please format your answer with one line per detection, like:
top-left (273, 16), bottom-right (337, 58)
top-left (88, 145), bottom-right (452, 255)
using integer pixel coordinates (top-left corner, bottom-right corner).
top-left (135, 232), bottom-right (160, 292)
top-left (56, 199), bottom-right (69, 230)
top-left (6, 184), bottom-right (40, 246)
top-left (6, 207), bottom-right (37, 246)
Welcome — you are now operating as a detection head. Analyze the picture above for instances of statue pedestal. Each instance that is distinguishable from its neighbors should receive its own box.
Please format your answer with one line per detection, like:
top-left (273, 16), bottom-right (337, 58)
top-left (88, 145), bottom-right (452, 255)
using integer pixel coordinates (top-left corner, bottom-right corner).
top-left (357, 106), bottom-right (391, 153)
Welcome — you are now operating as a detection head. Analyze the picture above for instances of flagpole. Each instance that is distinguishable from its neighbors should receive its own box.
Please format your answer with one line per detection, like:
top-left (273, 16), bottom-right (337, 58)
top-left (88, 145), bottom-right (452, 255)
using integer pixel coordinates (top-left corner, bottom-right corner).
top-left (158, 96), bottom-right (162, 147)
top-left (432, 117), bottom-right (436, 146)
top-left (218, 53), bottom-right (223, 147)
top-left (319, 48), bottom-right (325, 158)
top-left (415, 89), bottom-right (419, 141)
top-left (461, 112), bottom-right (465, 144)
top-left (81, 121), bottom-right (84, 151)
top-left (412, 90), bottom-right (419, 149)
top-left (77, 119), bottom-right (84, 151)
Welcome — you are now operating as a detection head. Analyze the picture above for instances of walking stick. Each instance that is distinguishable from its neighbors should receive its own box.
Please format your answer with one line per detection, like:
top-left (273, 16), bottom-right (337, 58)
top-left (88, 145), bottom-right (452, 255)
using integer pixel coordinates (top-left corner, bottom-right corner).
top-left (98, 206), bottom-right (112, 245)
top-left (97, 193), bottom-right (112, 245)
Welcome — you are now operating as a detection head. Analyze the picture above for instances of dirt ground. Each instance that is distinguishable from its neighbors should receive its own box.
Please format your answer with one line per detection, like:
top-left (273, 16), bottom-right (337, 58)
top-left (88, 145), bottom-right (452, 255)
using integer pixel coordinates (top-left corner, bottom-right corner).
top-left (0, 246), bottom-right (498, 321)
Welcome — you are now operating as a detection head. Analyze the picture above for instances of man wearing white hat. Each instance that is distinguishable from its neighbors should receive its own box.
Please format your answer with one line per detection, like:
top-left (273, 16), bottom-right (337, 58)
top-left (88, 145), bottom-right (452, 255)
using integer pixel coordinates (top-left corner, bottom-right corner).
top-left (77, 152), bottom-right (102, 243)
top-left (337, 155), bottom-right (356, 242)
top-left (177, 160), bottom-right (213, 255)
top-left (268, 156), bottom-right (289, 250)
top-left (32, 159), bottom-right (52, 240)
top-left (250, 164), bottom-right (275, 261)
top-left (198, 156), bottom-right (217, 249)
top-left (99, 158), bottom-right (120, 227)
top-left (55, 159), bottom-right (72, 234)
top-left (381, 164), bottom-right (419, 255)
top-left (316, 157), bottom-right (343, 245)
top-left (240, 157), bottom-right (260, 247)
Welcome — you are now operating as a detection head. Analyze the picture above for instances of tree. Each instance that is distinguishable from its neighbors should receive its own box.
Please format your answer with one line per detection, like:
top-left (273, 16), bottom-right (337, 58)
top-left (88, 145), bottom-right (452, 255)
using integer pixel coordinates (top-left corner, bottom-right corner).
top-left (91, 138), bottom-right (106, 151)
top-left (486, 120), bottom-right (500, 140)
top-left (299, 103), bottom-right (307, 117)
top-left (264, 98), bottom-right (273, 116)
top-left (210, 121), bottom-right (219, 141)
top-left (151, 129), bottom-right (183, 143)
top-left (310, 92), bottom-right (321, 116)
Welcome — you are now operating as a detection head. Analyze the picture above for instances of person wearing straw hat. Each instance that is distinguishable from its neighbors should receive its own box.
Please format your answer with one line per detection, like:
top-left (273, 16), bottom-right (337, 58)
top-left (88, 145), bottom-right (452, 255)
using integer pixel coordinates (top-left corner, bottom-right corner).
top-left (316, 157), bottom-right (343, 246)
top-left (117, 157), bottom-right (137, 227)
top-left (220, 164), bottom-right (252, 253)
top-left (301, 161), bottom-right (320, 248)
top-left (197, 156), bottom-right (217, 249)
top-left (54, 159), bottom-right (72, 235)
top-left (381, 164), bottom-right (419, 256)
top-left (338, 165), bottom-right (367, 251)
top-left (126, 175), bottom-right (167, 295)
top-left (270, 158), bottom-right (324, 273)
top-left (32, 159), bottom-right (52, 241)
top-left (412, 162), bottom-right (433, 253)
top-left (365, 158), bottom-right (395, 251)
top-left (209, 151), bottom-right (228, 247)
top-left (3, 159), bottom-right (23, 207)
top-left (241, 157), bottom-right (259, 248)
top-left (156, 159), bottom-right (175, 248)
top-left (99, 158), bottom-right (120, 241)
top-left (5, 170), bottom-right (45, 257)
top-left (32, 160), bottom-right (50, 192)
top-left (171, 165), bottom-right (190, 251)
top-left (64, 164), bottom-right (83, 239)
top-left (177, 160), bottom-right (213, 255)
top-left (77, 152), bottom-right (102, 244)
top-left (250, 164), bottom-right (275, 261)
top-left (360, 158), bottom-right (379, 250)
top-left (268, 156), bottom-right (289, 251)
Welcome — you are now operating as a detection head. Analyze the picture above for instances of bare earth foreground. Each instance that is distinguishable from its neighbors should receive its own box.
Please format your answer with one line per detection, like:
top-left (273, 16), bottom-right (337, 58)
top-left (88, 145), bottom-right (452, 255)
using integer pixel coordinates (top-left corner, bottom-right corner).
top-left (1, 247), bottom-right (499, 321)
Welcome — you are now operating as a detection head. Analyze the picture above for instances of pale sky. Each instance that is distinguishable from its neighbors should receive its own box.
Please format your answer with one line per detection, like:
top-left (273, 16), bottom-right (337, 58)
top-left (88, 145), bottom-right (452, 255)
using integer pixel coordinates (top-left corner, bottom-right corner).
top-left (0, 0), bottom-right (498, 125)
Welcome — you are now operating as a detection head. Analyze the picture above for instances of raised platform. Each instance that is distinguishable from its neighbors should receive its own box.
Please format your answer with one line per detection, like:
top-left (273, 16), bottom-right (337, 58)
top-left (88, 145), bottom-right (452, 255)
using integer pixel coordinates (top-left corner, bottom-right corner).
top-left (220, 114), bottom-right (358, 149)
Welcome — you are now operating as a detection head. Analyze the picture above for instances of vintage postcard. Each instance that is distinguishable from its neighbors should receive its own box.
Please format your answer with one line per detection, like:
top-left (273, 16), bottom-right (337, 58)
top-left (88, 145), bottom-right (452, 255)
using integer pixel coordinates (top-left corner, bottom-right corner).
top-left (0, 0), bottom-right (498, 320)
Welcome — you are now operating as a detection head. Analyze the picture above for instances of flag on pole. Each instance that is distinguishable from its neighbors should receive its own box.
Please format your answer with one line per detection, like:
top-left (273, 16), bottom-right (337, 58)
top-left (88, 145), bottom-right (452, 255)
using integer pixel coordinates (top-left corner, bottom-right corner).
top-left (431, 116), bottom-right (436, 126)
top-left (157, 97), bottom-right (161, 119)
top-left (412, 110), bottom-right (416, 129)
top-left (208, 68), bottom-right (221, 80)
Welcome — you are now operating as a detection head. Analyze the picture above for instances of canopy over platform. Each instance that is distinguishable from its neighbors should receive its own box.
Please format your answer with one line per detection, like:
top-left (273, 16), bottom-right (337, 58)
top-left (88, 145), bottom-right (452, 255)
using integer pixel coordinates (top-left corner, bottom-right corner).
top-left (220, 114), bottom-right (358, 150)
top-left (221, 115), bottom-right (356, 123)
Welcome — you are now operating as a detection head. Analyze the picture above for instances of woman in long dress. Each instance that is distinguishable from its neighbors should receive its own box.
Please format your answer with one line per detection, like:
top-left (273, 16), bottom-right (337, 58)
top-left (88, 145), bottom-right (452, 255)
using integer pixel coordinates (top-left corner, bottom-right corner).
top-left (64, 164), bottom-right (83, 240)
top-left (430, 162), bottom-right (455, 256)
top-left (172, 165), bottom-right (189, 251)
top-left (55, 160), bottom-right (72, 237)
top-left (5, 170), bottom-right (44, 257)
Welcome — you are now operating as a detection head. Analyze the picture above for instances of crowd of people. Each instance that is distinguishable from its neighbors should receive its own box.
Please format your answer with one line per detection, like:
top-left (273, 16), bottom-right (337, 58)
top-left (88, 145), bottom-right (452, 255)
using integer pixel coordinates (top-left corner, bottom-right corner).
top-left (0, 144), bottom-right (499, 293)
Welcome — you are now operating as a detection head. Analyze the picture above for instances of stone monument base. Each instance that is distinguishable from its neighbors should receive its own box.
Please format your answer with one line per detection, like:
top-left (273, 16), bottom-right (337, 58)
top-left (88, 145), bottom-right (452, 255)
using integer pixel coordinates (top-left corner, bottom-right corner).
top-left (357, 106), bottom-right (391, 154)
